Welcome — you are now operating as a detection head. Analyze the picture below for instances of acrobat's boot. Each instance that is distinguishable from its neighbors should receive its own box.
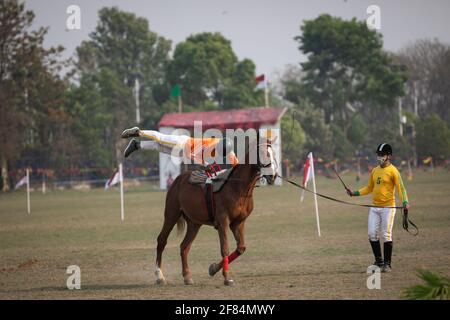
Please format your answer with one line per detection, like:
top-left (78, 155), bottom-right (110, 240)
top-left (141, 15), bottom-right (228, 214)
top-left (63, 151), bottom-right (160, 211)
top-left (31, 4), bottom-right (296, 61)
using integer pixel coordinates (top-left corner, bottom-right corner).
top-left (370, 240), bottom-right (383, 267)
top-left (124, 138), bottom-right (141, 158)
top-left (382, 241), bottom-right (393, 273)
top-left (121, 127), bottom-right (140, 139)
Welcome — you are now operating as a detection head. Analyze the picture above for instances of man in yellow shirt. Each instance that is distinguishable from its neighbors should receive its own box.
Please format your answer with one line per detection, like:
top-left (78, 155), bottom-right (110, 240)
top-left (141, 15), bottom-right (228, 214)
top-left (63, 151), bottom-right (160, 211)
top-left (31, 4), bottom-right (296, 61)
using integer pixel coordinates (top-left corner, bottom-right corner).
top-left (346, 143), bottom-right (410, 272)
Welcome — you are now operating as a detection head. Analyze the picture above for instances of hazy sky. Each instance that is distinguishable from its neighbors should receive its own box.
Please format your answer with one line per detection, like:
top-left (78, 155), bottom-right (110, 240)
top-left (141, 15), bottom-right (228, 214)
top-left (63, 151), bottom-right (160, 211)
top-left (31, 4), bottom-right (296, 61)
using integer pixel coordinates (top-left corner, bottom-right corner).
top-left (26, 0), bottom-right (450, 77)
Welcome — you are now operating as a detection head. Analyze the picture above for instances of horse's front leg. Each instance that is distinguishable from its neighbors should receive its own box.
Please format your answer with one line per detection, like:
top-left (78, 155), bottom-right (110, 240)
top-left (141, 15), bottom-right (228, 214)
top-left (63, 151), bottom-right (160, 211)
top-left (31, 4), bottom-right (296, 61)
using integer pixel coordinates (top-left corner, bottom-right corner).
top-left (217, 221), bottom-right (234, 286)
top-left (209, 221), bottom-right (246, 277)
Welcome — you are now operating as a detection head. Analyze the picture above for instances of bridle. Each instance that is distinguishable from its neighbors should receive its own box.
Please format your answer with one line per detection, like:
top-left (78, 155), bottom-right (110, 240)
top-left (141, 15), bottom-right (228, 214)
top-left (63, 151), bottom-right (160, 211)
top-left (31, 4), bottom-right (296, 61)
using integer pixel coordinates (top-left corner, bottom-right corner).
top-left (256, 143), bottom-right (276, 168)
top-left (256, 143), bottom-right (278, 185)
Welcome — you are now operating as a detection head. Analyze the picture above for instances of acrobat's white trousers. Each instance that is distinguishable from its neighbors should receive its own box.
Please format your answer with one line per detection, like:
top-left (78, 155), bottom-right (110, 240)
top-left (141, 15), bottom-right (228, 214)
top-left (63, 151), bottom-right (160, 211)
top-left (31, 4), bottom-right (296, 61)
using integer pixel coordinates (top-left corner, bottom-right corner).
top-left (368, 207), bottom-right (396, 242)
top-left (139, 130), bottom-right (190, 156)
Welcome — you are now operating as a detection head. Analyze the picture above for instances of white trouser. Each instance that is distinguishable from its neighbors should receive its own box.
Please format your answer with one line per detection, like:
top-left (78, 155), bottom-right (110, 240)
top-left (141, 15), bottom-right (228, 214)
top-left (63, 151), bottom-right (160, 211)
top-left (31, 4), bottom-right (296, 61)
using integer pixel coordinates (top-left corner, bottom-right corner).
top-left (140, 130), bottom-right (190, 157)
top-left (368, 207), bottom-right (396, 242)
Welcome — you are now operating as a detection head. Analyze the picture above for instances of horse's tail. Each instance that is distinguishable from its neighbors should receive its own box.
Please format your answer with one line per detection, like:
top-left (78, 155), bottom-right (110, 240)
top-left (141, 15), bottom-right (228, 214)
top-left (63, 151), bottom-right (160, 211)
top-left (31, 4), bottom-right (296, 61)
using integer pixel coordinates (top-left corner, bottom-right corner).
top-left (176, 214), bottom-right (186, 237)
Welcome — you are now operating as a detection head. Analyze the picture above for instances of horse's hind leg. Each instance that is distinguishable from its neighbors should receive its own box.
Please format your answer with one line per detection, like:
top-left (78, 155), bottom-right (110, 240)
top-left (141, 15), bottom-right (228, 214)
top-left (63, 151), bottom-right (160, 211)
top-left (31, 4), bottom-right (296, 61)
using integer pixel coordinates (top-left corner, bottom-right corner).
top-left (155, 209), bottom-right (181, 285)
top-left (180, 219), bottom-right (201, 285)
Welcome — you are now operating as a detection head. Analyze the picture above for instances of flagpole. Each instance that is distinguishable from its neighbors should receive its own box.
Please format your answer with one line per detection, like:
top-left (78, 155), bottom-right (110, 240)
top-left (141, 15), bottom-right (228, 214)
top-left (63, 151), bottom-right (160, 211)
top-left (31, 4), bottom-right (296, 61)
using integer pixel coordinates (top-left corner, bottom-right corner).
top-left (178, 95), bottom-right (182, 113)
top-left (264, 79), bottom-right (269, 108)
top-left (134, 79), bottom-right (140, 123)
top-left (119, 163), bottom-right (124, 222)
top-left (26, 168), bottom-right (30, 214)
top-left (310, 153), bottom-right (321, 237)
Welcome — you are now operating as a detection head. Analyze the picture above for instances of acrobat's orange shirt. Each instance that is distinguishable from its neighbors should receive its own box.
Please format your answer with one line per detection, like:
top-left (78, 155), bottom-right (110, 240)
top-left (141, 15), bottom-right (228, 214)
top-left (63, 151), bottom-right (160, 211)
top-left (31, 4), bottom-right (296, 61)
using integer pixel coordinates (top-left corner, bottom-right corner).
top-left (183, 137), bottom-right (239, 166)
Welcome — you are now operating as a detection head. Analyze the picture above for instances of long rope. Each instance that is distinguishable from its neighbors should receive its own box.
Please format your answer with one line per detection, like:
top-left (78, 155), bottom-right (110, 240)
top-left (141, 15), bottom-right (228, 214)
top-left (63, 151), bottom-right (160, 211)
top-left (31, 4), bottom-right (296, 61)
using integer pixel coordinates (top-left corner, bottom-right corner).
top-left (151, 125), bottom-right (419, 235)
top-left (278, 175), bottom-right (419, 236)
top-left (279, 175), bottom-right (402, 209)
top-left (332, 167), bottom-right (418, 236)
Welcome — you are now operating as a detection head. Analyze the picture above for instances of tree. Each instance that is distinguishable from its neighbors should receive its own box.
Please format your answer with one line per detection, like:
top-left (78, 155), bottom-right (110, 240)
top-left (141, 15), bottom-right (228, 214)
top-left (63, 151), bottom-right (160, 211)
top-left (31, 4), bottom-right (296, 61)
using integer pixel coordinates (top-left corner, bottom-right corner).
top-left (222, 59), bottom-right (261, 109)
top-left (65, 75), bottom-right (112, 168)
top-left (416, 113), bottom-right (450, 160)
top-left (431, 48), bottom-right (450, 124)
top-left (330, 124), bottom-right (353, 160)
top-left (168, 32), bottom-right (260, 109)
top-left (281, 111), bottom-right (306, 162)
top-left (80, 7), bottom-right (171, 90)
top-left (275, 64), bottom-right (304, 106)
top-left (0, 1), bottom-right (68, 191)
top-left (71, 7), bottom-right (171, 165)
top-left (396, 39), bottom-right (450, 122)
top-left (168, 32), bottom-right (236, 107)
top-left (347, 114), bottom-right (367, 147)
top-left (295, 14), bottom-right (407, 130)
top-left (295, 102), bottom-right (334, 161)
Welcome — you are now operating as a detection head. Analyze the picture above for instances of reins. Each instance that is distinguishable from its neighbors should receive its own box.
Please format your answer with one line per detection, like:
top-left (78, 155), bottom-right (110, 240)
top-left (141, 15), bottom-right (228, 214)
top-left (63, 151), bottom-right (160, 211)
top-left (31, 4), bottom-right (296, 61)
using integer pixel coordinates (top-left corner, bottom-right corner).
top-left (278, 175), bottom-right (419, 236)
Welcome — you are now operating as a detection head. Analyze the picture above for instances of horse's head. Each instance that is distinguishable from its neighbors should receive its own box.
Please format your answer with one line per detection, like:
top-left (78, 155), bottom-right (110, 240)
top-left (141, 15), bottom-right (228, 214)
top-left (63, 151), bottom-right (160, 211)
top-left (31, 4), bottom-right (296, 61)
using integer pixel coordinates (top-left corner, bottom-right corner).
top-left (257, 142), bottom-right (278, 185)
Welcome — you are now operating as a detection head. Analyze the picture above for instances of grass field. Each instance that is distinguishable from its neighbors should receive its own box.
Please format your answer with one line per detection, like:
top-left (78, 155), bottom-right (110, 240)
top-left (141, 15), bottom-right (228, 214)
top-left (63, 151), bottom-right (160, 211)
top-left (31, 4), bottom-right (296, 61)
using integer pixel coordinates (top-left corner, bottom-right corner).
top-left (0, 169), bottom-right (449, 300)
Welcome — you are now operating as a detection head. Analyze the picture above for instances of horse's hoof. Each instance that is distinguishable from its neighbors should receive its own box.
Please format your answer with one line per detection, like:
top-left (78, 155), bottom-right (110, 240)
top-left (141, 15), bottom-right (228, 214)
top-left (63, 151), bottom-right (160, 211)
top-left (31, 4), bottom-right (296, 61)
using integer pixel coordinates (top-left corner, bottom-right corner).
top-left (224, 279), bottom-right (235, 286)
top-left (156, 278), bottom-right (167, 286)
top-left (209, 263), bottom-right (219, 277)
top-left (184, 278), bottom-right (194, 285)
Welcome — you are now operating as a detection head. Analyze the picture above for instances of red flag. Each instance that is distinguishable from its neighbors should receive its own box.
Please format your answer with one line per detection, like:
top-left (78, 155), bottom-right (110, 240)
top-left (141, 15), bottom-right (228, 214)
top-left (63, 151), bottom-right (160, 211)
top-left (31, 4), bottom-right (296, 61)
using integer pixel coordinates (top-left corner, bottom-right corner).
top-left (255, 74), bottom-right (265, 82)
top-left (302, 152), bottom-right (313, 187)
top-left (255, 74), bottom-right (266, 89)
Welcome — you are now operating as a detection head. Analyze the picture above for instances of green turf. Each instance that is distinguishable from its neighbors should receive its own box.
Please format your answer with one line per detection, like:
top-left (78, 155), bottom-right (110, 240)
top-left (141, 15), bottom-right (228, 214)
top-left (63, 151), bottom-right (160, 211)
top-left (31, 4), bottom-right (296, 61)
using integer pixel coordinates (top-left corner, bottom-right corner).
top-left (0, 169), bottom-right (449, 299)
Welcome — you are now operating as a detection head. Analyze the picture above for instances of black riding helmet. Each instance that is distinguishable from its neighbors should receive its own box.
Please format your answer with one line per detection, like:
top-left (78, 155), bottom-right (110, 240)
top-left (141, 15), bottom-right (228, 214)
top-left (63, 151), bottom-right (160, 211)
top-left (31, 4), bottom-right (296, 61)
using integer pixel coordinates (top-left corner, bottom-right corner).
top-left (376, 143), bottom-right (392, 156)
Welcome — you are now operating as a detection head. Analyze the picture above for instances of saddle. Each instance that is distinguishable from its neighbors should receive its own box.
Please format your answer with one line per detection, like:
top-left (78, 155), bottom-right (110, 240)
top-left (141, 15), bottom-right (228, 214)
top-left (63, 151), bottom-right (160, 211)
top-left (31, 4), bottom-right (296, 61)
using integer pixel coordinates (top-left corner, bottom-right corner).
top-left (188, 165), bottom-right (236, 227)
top-left (188, 165), bottom-right (235, 192)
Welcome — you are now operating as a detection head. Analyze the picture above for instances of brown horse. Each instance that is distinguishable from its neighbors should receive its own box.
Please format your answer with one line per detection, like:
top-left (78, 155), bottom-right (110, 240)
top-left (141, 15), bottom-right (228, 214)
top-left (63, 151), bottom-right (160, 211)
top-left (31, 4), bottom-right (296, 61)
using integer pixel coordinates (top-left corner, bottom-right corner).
top-left (154, 140), bottom-right (278, 286)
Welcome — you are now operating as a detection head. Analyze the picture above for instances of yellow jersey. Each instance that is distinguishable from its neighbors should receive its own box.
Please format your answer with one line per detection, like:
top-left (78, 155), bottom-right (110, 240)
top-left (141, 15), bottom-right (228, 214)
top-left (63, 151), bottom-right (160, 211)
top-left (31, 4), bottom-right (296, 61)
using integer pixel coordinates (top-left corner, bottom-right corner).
top-left (356, 164), bottom-right (408, 207)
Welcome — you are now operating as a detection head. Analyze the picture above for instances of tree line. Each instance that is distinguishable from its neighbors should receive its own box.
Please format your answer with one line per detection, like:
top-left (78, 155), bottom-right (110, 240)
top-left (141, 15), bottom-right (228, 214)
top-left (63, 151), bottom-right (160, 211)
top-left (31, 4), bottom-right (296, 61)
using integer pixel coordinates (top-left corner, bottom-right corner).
top-left (1, 3), bottom-right (449, 191)
top-left (278, 15), bottom-right (450, 166)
